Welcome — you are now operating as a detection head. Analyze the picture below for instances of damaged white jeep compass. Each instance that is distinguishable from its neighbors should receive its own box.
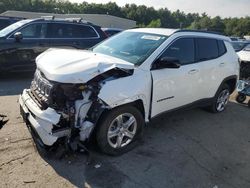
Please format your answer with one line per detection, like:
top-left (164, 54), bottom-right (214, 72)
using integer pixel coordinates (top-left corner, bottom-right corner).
top-left (19, 28), bottom-right (239, 155)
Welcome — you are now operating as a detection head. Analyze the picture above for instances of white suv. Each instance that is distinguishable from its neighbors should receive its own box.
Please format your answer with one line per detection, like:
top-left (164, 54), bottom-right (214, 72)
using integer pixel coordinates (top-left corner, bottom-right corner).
top-left (19, 28), bottom-right (239, 155)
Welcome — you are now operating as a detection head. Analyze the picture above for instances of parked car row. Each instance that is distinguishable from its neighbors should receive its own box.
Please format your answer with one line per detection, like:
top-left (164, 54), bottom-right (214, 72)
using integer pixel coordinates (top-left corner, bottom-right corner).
top-left (231, 41), bottom-right (250, 52)
top-left (0, 16), bottom-right (23, 30)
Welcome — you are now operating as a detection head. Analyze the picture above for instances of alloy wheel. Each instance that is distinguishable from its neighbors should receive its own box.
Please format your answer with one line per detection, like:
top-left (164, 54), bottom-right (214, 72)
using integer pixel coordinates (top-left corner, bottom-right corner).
top-left (216, 89), bottom-right (230, 112)
top-left (107, 113), bottom-right (137, 149)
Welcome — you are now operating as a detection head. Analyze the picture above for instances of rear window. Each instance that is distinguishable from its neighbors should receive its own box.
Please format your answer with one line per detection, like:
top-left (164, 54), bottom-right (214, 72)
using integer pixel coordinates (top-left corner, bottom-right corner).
top-left (217, 40), bottom-right (227, 56)
top-left (0, 19), bottom-right (10, 30)
top-left (47, 23), bottom-right (98, 38)
top-left (196, 38), bottom-right (219, 61)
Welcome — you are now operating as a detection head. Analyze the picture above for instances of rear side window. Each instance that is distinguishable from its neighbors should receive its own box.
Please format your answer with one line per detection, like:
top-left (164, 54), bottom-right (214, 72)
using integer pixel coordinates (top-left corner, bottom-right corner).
top-left (47, 23), bottom-right (98, 38)
top-left (217, 40), bottom-right (227, 56)
top-left (161, 38), bottom-right (195, 65)
top-left (196, 38), bottom-right (219, 61)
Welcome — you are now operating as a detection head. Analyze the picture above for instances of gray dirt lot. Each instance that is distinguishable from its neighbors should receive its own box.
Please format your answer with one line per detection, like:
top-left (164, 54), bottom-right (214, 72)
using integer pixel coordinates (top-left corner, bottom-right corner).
top-left (0, 75), bottom-right (250, 188)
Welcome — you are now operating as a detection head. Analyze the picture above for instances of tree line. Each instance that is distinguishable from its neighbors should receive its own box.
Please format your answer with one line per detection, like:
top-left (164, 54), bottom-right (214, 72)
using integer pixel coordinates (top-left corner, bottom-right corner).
top-left (0, 0), bottom-right (249, 37)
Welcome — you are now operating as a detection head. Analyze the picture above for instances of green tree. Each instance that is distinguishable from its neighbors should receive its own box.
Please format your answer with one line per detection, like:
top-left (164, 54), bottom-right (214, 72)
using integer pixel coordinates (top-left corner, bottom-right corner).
top-left (147, 19), bottom-right (161, 28)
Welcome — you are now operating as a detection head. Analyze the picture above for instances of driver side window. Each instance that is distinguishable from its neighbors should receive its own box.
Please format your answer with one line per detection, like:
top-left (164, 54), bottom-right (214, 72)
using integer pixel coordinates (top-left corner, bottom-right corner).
top-left (161, 38), bottom-right (195, 65)
top-left (16, 23), bottom-right (46, 38)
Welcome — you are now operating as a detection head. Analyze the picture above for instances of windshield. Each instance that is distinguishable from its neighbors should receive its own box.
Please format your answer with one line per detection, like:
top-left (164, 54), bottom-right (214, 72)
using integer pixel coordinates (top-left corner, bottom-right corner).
top-left (231, 42), bottom-right (249, 52)
top-left (0, 19), bottom-right (31, 37)
top-left (92, 31), bottom-right (167, 65)
top-left (243, 44), bottom-right (250, 51)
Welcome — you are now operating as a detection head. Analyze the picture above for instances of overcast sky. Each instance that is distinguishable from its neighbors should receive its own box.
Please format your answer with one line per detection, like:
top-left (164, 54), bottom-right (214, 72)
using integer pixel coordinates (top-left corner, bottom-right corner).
top-left (69, 0), bottom-right (250, 18)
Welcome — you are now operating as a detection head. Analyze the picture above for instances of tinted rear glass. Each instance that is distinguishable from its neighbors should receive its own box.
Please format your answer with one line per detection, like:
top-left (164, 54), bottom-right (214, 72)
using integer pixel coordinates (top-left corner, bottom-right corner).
top-left (196, 38), bottom-right (219, 61)
top-left (47, 23), bottom-right (98, 38)
top-left (0, 19), bottom-right (10, 30)
top-left (217, 40), bottom-right (227, 55)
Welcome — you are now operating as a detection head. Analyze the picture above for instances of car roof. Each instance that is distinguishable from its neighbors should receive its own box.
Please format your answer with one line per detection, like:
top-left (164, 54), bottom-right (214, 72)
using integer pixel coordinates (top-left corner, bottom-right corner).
top-left (128, 28), bottom-right (179, 36)
top-left (127, 28), bottom-right (230, 41)
top-left (102, 28), bottom-right (124, 31)
top-left (29, 17), bottom-right (98, 27)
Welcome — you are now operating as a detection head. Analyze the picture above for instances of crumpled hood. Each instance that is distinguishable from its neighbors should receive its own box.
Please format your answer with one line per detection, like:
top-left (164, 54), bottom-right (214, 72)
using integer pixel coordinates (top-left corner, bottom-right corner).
top-left (237, 50), bottom-right (250, 62)
top-left (36, 48), bottom-right (134, 83)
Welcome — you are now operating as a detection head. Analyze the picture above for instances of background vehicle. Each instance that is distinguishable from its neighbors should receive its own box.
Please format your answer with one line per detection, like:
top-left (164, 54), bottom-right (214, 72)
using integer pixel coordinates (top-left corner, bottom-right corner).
top-left (19, 29), bottom-right (239, 155)
top-left (102, 28), bottom-right (123, 37)
top-left (237, 44), bottom-right (250, 79)
top-left (236, 80), bottom-right (250, 107)
top-left (0, 16), bottom-right (23, 30)
top-left (230, 36), bottom-right (241, 41)
top-left (231, 41), bottom-right (250, 52)
top-left (0, 17), bottom-right (107, 73)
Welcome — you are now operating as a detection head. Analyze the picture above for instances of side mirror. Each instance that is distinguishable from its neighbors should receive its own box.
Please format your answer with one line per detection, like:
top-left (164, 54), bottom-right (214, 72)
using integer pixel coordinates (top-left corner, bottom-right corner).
top-left (14, 32), bottom-right (23, 42)
top-left (152, 56), bottom-right (181, 70)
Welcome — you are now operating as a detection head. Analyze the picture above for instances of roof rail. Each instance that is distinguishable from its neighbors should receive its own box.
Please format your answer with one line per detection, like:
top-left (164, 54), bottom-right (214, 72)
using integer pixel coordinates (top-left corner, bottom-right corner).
top-left (41, 16), bottom-right (55, 20)
top-left (64, 17), bottom-right (82, 23)
top-left (174, 29), bottom-right (224, 36)
top-left (64, 17), bottom-right (93, 25)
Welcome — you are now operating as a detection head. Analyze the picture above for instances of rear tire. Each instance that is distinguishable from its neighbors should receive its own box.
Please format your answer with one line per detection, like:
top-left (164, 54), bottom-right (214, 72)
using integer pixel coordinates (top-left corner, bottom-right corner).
top-left (208, 84), bottom-right (230, 113)
top-left (96, 105), bottom-right (144, 155)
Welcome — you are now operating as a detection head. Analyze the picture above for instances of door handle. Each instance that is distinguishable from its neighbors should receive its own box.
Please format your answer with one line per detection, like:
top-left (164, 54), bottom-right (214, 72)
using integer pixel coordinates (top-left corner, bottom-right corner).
top-left (188, 69), bottom-right (199, 74)
top-left (219, 62), bottom-right (225, 67)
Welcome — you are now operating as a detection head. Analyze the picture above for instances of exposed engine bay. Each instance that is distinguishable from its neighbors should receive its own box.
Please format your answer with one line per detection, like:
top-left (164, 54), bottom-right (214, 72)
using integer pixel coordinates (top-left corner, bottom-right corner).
top-left (25, 67), bottom-right (134, 149)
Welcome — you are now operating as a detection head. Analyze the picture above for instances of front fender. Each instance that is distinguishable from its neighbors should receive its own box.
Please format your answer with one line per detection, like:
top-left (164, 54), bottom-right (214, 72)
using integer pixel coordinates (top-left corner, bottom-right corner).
top-left (98, 69), bottom-right (151, 122)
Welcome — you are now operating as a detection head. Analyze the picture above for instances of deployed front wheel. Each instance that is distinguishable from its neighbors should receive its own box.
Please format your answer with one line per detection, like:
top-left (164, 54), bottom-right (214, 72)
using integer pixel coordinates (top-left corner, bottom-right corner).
top-left (97, 105), bottom-right (144, 155)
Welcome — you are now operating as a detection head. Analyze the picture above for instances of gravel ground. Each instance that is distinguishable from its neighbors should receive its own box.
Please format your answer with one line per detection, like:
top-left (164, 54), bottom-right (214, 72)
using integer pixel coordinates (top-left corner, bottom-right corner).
top-left (0, 75), bottom-right (250, 188)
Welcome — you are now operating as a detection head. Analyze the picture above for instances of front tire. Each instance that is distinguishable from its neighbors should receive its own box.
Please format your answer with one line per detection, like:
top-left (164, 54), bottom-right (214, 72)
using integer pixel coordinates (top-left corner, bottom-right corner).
top-left (96, 105), bottom-right (144, 155)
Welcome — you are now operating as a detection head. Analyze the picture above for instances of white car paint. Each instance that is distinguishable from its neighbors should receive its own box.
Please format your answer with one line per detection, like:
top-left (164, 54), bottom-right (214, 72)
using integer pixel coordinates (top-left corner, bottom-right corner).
top-left (19, 28), bottom-right (239, 147)
top-left (36, 48), bottom-right (134, 83)
top-left (196, 41), bottom-right (239, 99)
top-left (19, 89), bottom-right (61, 145)
top-left (98, 68), bottom-right (152, 121)
top-left (237, 49), bottom-right (250, 62)
top-left (151, 62), bottom-right (200, 117)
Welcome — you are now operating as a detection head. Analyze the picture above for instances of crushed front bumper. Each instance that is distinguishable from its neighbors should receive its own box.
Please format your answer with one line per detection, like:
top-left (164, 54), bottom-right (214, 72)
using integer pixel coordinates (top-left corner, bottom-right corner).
top-left (19, 89), bottom-right (62, 146)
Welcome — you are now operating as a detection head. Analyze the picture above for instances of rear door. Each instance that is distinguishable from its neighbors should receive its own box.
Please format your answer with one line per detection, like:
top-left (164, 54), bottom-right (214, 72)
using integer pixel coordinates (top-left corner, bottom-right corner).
top-left (151, 37), bottom-right (201, 117)
top-left (46, 23), bottom-right (101, 49)
top-left (195, 38), bottom-right (227, 99)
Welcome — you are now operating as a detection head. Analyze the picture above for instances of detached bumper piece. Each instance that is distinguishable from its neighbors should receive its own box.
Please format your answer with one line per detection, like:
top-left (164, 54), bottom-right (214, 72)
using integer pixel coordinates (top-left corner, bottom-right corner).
top-left (19, 89), bottom-right (67, 146)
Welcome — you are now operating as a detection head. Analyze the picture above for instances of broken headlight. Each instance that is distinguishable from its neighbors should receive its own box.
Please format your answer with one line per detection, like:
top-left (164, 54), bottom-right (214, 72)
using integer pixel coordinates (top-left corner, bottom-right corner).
top-left (51, 84), bottom-right (85, 109)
